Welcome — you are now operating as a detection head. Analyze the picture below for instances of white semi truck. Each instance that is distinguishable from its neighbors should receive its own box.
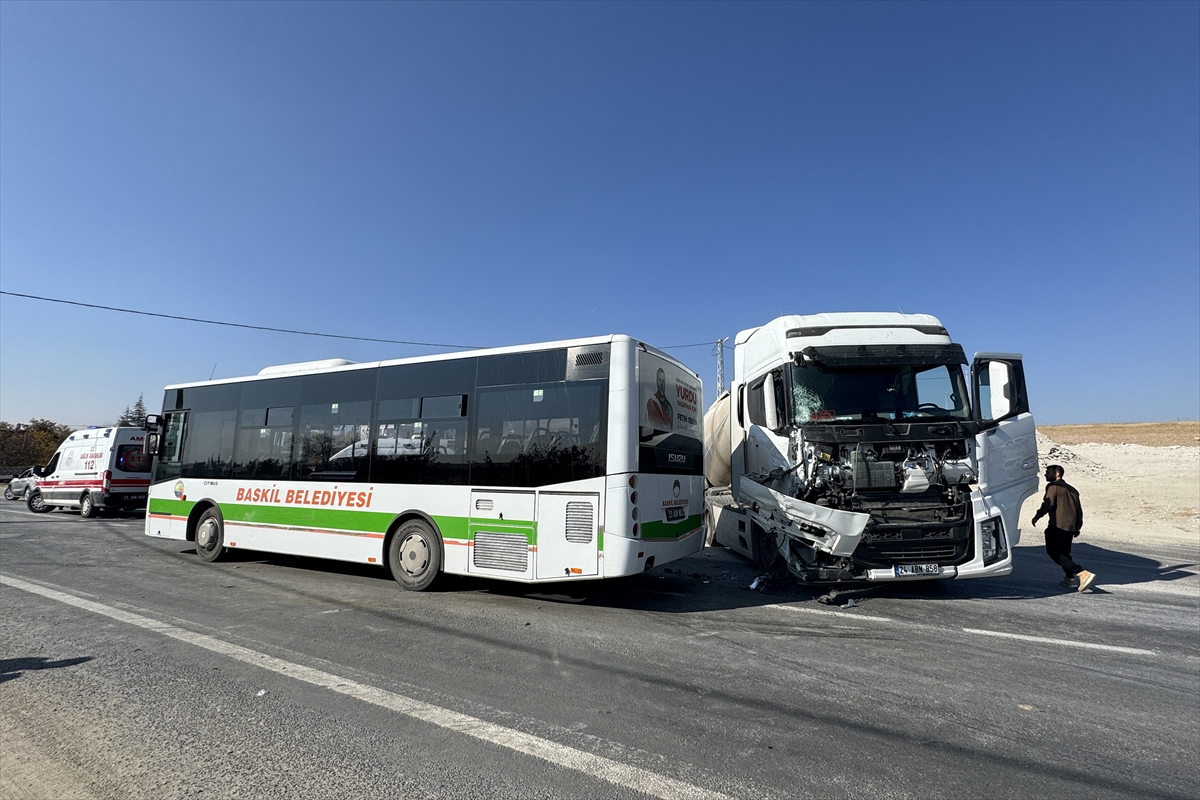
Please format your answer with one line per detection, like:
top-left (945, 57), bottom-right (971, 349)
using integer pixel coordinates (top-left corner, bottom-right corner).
top-left (704, 313), bottom-right (1038, 585)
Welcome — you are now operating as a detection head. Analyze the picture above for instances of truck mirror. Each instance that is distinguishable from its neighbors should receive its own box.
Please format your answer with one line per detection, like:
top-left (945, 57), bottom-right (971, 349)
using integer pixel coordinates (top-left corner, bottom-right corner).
top-left (764, 372), bottom-right (780, 430)
top-left (987, 362), bottom-right (1012, 419)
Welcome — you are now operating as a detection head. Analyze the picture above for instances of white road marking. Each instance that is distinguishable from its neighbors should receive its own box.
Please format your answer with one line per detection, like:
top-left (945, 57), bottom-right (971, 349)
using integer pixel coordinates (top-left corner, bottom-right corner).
top-left (1, 574), bottom-right (732, 800)
top-left (765, 603), bottom-right (893, 623)
top-left (962, 628), bottom-right (1157, 656)
top-left (763, 602), bottom-right (1160, 657)
top-left (1094, 579), bottom-right (1200, 599)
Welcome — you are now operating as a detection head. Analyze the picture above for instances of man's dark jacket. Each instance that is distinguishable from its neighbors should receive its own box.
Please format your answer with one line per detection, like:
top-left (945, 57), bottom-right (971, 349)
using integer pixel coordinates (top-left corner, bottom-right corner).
top-left (1036, 479), bottom-right (1084, 533)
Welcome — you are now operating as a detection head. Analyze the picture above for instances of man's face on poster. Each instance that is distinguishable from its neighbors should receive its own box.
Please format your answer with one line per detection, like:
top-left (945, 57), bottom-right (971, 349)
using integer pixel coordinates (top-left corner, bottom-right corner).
top-left (657, 368), bottom-right (666, 396)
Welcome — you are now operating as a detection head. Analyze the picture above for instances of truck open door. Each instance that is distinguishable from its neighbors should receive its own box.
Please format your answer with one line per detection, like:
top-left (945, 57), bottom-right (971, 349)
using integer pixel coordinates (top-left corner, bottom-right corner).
top-left (972, 353), bottom-right (1039, 548)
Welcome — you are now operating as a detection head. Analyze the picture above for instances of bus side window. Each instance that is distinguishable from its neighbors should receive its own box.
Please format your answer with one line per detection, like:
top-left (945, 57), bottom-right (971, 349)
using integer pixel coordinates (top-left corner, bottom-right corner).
top-left (298, 400), bottom-right (371, 481)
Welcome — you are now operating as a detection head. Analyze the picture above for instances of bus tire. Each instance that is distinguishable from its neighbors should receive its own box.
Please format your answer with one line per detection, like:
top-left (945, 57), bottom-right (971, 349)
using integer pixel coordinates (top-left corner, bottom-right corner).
top-left (79, 492), bottom-right (97, 518)
top-left (389, 519), bottom-right (442, 591)
top-left (27, 490), bottom-right (51, 514)
top-left (195, 507), bottom-right (226, 562)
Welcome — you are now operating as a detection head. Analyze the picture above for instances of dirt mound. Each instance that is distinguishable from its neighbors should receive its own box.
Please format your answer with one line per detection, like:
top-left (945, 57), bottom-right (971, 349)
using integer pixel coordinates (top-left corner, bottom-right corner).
top-left (1036, 432), bottom-right (1110, 479)
top-left (1038, 421), bottom-right (1199, 447)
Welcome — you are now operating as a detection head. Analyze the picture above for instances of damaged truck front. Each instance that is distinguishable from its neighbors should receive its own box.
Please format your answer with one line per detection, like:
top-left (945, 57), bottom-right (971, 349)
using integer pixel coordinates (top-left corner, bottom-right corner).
top-left (705, 313), bottom-right (1039, 584)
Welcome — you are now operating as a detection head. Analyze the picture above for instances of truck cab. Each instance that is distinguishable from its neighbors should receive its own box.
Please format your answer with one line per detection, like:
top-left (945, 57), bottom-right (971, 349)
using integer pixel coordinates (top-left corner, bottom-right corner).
top-left (705, 313), bottom-right (1038, 584)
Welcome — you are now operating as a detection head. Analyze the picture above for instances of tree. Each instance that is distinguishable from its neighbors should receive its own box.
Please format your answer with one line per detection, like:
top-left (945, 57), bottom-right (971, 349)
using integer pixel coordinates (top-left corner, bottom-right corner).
top-left (116, 394), bottom-right (148, 428)
top-left (0, 419), bottom-right (76, 469)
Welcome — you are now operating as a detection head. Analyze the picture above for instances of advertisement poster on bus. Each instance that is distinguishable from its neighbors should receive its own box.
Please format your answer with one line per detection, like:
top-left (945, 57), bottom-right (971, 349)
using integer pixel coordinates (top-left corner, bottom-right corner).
top-left (639, 355), bottom-right (701, 438)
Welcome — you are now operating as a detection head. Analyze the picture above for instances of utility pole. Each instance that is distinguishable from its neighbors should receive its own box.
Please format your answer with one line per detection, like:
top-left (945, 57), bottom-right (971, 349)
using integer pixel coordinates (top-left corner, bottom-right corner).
top-left (713, 338), bottom-right (729, 394)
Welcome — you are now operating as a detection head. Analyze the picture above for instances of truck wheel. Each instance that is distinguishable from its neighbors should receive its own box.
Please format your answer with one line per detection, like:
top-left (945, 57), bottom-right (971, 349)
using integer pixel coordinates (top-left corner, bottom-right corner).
top-left (79, 493), bottom-right (97, 518)
top-left (704, 506), bottom-right (719, 547)
top-left (388, 519), bottom-right (442, 591)
top-left (4, 485), bottom-right (14, 501)
top-left (27, 490), bottom-right (51, 514)
top-left (754, 524), bottom-right (788, 576)
top-left (195, 507), bottom-right (226, 562)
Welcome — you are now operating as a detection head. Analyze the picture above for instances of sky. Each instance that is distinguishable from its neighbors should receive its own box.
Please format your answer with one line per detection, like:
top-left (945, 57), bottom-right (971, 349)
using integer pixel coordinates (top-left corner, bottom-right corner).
top-left (1, 1), bottom-right (1197, 428)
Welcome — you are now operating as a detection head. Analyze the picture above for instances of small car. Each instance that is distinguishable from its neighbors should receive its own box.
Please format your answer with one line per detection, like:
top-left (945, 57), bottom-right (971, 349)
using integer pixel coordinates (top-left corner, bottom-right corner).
top-left (4, 468), bottom-right (37, 500)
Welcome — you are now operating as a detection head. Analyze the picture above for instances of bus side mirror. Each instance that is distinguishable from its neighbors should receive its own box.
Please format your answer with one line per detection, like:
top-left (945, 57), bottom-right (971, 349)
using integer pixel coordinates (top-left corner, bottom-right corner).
top-left (143, 415), bottom-right (161, 456)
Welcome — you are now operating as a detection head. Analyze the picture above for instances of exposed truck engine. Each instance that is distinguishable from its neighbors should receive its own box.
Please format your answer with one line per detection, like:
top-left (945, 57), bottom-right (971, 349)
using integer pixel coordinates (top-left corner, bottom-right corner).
top-left (705, 313), bottom-right (1039, 584)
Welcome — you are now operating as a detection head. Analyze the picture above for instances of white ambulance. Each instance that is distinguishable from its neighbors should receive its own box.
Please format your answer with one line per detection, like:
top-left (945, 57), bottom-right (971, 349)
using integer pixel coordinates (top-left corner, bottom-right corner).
top-left (27, 427), bottom-right (152, 517)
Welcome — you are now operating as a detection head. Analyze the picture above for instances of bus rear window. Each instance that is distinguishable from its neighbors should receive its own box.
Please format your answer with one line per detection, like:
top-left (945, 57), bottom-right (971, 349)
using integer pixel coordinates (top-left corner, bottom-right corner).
top-left (116, 445), bottom-right (151, 473)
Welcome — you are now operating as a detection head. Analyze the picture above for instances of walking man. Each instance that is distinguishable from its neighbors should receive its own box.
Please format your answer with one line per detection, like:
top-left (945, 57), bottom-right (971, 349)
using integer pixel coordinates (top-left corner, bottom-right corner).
top-left (1031, 464), bottom-right (1096, 591)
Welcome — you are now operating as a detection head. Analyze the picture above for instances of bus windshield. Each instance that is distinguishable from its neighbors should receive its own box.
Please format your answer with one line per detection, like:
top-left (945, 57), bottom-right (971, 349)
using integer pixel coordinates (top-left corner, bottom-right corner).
top-left (789, 363), bottom-right (971, 423)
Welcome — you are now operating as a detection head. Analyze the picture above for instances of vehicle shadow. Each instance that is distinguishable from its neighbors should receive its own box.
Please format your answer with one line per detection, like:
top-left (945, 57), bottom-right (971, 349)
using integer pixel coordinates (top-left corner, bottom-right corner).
top-left (0, 655), bottom-right (93, 684)
top-left (186, 544), bottom-right (817, 612)
top-left (885, 542), bottom-right (1197, 603)
top-left (180, 539), bottom-right (1196, 612)
top-left (430, 548), bottom-right (825, 611)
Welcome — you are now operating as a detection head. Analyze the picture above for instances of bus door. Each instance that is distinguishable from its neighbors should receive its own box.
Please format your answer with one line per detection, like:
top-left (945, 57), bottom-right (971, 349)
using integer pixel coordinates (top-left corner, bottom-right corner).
top-left (535, 492), bottom-right (599, 580)
top-left (468, 490), bottom-right (535, 580)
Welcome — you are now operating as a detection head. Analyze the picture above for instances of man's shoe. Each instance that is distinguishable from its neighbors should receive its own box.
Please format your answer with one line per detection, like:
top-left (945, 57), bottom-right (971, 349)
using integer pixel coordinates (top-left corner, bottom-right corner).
top-left (1060, 576), bottom-right (1080, 589)
top-left (1076, 570), bottom-right (1096, 592)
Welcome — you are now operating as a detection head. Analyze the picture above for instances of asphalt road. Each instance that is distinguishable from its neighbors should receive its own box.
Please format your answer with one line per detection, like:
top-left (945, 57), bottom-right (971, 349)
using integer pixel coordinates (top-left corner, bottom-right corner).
top-left (2, 502), bottom-right (1197, 800)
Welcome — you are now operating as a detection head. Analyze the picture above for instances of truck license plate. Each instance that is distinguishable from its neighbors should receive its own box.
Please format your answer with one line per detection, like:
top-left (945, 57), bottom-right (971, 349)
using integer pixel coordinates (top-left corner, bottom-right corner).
top-left (894, 563), bottom-right (941, 577)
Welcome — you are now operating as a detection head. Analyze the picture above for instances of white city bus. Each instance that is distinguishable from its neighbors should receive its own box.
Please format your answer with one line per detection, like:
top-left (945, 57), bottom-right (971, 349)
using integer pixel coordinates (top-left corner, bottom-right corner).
top-left (144, 336), bottom-right (705, 590)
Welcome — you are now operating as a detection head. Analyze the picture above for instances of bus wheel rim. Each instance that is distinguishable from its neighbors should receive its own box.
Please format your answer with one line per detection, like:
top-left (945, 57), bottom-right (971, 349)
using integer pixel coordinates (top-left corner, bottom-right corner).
top-left (399, 533), bottom-right (430, 576)
top-left (197, 519), bottom-right (217, 549)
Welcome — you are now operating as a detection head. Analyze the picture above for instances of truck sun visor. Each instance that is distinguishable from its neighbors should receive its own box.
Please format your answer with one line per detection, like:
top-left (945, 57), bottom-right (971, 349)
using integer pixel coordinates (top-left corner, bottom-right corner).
top-left (795, 343), bottom-right (968, 368)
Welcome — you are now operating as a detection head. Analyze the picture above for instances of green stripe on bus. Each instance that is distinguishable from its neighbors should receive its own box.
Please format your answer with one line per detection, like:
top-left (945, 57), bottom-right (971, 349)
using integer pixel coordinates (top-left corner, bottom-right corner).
top-left (148, 498), bottom-right (603, 551)
top-left (149, 498), bottom-right (195, 517)
top-left (468, 521), bottom-right (537, 545)
top-left (434, 514), bottom-right (470, 543)
top-left (221, 503), bottom-right (394, 534)
top-left (640, 514), bottom-right (702, 540)
top-left (151, 497), bottom-right (536, 545)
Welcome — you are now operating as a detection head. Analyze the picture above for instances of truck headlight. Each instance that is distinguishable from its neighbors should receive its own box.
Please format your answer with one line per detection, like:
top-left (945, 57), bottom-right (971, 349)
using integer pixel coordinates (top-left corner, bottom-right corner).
top-left (980, 517), bottom-right (1007, 566)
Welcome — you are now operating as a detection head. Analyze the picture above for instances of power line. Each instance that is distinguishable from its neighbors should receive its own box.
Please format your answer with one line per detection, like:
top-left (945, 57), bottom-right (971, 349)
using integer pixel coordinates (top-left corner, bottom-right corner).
top-left (1, 290), bottom-right (723, 356)
top-left (0, 291), bottom-right (479, 349)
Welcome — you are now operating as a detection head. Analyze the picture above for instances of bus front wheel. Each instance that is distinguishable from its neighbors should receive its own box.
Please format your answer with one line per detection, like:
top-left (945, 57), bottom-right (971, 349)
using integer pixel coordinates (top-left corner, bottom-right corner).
top-left (195, 508), bottom-right (226, 562)
top-left (389, 519), bottom-right (442, 591)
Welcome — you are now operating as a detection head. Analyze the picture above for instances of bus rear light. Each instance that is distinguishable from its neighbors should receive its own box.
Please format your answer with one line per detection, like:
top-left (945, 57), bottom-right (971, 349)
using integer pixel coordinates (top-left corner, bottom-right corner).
top-left (630, 491), bottom-right (637, 504)
top-left (368, 557), bottom-right (377, 563)
top-left (631, 507), bottom-right (638, 520)
top-left (632, 523), bottom-right (639, 537)
top-left (628, 475), bottom-right (637, 489)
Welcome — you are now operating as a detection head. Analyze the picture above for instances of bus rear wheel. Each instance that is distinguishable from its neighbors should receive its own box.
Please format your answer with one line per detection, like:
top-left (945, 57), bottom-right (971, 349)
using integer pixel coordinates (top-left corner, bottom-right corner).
top-left (389, 519), bottom-right (442, 591)
top-left (79, 493), bottom-right (97, 518)
top-left (195, 508), bottom-right (226, 562)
